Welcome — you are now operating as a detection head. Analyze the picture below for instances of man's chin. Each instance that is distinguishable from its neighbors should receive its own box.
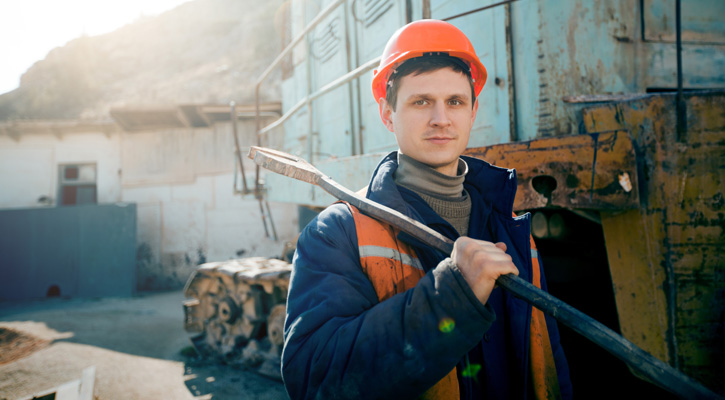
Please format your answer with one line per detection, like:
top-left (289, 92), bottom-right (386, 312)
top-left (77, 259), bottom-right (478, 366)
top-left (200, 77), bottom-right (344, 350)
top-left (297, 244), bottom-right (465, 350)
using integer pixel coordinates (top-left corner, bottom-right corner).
top-left (421, 158), bottom-right (459, 174)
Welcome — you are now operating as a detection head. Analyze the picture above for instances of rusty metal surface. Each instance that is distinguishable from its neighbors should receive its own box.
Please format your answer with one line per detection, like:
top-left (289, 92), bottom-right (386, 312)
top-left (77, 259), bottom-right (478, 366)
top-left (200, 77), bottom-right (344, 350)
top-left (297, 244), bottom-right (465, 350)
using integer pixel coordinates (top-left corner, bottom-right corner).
top-left (463, 131), bottom-right (640, 211)
top-left (583, 92), bottom-right (725, 393)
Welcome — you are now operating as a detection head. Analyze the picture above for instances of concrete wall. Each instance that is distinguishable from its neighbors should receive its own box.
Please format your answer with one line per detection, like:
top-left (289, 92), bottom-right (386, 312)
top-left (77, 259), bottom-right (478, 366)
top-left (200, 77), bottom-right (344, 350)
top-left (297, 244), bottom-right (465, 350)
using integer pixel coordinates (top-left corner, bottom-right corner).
top-left (0, 118), bottom-right (299, 294)
top-left (119, 119), bottom-right (298, 290)
top-left (0, 131), bottom-right (122, 208)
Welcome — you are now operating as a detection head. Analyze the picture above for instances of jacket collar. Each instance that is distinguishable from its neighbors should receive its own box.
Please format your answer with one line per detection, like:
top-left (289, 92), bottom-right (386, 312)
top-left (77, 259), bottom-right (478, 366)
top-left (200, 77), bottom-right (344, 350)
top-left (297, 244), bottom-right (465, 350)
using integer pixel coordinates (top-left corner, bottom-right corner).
top-left (366, 151), bottom-right (518, 219)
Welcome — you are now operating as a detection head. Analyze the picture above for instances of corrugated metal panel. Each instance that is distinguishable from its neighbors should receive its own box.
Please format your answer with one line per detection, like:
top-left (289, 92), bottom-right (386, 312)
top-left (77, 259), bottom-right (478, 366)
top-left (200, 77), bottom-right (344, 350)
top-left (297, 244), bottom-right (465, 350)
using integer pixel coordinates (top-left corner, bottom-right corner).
top-left (0, 203), bottom-right (137, 300)
top-left (354, 0), bottom-right (406, 155)
top-left (432, 0), bottom-right (513, 146)
top-left (311, 9), bottom-right (354, 160)
top-left (644, 0), bottom-right (725, 44)
top-left (510, 0), bottom-right (724, 139)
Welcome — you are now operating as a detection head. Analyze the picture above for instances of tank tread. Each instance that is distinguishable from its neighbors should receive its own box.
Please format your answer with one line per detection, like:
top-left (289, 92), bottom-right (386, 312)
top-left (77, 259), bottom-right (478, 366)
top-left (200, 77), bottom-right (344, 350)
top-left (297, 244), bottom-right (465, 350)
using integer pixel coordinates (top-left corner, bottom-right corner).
top-left (183, 257), bottom-right (292, 380)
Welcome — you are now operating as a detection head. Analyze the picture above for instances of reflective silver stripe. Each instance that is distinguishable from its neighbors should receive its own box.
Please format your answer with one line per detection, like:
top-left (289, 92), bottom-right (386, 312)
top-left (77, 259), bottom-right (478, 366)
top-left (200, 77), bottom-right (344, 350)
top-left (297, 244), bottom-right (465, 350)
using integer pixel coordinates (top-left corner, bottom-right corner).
top-left (359, 245), bottom-right (423, 270)
top-left (531, 248), bottom-right (538, 259)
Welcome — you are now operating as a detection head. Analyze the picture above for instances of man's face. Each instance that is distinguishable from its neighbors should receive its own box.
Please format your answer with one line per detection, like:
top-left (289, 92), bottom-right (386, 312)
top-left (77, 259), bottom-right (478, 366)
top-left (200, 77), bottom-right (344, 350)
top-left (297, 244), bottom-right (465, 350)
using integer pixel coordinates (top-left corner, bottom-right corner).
top-left (380, 67), bottom-right (479, 176)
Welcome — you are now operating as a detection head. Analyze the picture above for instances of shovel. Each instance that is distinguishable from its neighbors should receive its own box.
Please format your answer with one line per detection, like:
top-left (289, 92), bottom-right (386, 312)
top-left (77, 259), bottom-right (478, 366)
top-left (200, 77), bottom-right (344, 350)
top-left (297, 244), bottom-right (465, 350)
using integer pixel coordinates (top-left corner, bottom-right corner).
top-left (248, 146), bottom-right (720, 399)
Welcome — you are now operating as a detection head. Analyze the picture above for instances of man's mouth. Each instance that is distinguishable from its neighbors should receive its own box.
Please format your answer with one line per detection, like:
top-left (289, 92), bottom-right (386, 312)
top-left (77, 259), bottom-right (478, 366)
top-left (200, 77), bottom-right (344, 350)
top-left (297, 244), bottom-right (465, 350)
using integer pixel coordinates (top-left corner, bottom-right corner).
top-left (425, 136), bottom-right (455, 144)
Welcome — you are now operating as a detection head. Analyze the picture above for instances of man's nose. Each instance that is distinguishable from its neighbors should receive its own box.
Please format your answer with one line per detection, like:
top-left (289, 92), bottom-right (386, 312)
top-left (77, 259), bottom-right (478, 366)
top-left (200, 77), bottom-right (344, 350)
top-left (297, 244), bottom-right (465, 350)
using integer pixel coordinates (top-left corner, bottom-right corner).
top-left (429, 102), bottom-right (451, 127)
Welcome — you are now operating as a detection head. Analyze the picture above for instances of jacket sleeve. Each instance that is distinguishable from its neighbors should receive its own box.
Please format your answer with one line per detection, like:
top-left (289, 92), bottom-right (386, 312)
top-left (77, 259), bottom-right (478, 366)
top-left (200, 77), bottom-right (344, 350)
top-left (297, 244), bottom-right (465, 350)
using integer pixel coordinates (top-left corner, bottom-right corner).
top-left (281, 203), bottom-right (496, 400)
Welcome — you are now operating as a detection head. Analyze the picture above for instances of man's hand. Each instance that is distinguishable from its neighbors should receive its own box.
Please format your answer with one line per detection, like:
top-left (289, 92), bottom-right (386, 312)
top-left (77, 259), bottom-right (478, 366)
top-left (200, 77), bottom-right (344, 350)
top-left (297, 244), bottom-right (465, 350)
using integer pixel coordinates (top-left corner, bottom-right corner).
top-left (451, 237), bottom-right (519, 305)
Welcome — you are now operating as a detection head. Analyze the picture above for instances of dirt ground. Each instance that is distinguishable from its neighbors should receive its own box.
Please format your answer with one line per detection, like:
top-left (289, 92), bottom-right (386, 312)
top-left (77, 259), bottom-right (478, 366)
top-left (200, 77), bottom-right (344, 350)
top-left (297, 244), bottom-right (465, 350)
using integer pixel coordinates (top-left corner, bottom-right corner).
top-left (0, 291), bottom-right (288, 400)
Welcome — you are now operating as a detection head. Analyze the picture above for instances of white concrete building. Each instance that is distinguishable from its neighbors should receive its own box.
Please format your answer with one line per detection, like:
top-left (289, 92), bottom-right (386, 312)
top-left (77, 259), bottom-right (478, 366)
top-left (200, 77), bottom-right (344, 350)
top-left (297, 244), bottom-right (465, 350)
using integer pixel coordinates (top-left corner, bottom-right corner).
top-left (0, 103), bottom-right (298, 291)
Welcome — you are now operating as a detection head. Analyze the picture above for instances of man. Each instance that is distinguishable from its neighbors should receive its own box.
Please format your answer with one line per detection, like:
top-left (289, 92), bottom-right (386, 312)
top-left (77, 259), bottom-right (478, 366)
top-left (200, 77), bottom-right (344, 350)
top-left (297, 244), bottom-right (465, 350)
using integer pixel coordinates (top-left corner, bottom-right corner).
top-left (282, 19), bottom-right (572, 399)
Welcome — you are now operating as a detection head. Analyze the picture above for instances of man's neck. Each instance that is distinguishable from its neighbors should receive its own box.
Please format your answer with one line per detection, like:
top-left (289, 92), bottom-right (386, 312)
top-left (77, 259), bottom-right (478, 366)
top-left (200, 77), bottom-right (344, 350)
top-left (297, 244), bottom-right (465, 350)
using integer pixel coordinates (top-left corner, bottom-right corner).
top-left (395, 152), bottom-right (467, 198)
top-left (395, 152), bottom-right (471, 236)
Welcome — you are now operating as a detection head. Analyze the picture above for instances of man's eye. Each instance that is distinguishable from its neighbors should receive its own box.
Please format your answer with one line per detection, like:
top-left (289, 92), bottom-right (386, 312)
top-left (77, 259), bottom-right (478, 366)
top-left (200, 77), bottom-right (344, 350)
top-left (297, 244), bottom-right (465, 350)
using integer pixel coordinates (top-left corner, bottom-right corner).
top-left (449, 99), bottom-right (463, 106)
top-left (414, 99), bottom-right (428, 105)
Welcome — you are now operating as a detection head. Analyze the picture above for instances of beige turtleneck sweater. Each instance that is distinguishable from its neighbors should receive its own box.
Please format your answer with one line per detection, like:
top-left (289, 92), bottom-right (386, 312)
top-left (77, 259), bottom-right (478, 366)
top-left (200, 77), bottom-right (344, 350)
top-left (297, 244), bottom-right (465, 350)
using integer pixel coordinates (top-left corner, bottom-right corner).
top-left (394, 152), bottom-right (472, 236)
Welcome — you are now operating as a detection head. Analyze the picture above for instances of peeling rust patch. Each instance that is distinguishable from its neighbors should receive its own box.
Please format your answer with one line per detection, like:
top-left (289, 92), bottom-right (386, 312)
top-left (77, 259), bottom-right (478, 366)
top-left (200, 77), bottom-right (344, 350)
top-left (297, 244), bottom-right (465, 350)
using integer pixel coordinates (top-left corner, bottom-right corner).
top-left (464, 130), bottom-right (639, 210)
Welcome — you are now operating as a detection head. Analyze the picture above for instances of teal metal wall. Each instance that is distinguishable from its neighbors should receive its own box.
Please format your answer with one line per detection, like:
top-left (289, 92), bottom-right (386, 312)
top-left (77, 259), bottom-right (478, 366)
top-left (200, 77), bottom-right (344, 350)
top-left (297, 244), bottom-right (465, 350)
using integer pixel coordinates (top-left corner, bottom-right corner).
top-left (0, 203), bottom-right (137, 301)
top-left (265, 0), bottom-right (724, 207)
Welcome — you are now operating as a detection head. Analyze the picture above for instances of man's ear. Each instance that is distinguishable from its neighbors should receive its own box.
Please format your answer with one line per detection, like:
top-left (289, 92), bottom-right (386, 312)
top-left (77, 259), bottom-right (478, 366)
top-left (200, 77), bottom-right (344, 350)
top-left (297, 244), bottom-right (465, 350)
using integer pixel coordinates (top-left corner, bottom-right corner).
top-left (379, 99), bottom-right (395, 133)
top-left (471, 97), bottom-right (479, 125)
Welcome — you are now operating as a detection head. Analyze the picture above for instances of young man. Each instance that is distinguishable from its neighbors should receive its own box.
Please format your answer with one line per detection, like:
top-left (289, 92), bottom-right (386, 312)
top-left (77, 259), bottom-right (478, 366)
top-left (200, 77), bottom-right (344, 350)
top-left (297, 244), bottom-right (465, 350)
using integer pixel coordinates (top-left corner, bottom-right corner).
top-left (282, 20), bottom-right (572, 399)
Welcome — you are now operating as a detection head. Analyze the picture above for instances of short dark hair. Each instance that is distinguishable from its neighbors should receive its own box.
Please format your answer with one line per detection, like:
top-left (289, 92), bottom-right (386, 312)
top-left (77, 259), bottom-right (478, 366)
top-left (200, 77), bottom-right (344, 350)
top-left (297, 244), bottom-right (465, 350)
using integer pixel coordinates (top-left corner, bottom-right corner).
top-left (385, 55), bottom-right (476, 111)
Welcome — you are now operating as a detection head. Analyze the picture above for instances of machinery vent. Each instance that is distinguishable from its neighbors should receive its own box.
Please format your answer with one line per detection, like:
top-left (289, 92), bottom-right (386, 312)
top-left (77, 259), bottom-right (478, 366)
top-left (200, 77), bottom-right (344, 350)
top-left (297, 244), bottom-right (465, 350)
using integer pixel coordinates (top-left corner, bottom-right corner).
top-left (363, 0), bottom-right (392, 27)
top-left (312, 17), bottom-right (341, 63)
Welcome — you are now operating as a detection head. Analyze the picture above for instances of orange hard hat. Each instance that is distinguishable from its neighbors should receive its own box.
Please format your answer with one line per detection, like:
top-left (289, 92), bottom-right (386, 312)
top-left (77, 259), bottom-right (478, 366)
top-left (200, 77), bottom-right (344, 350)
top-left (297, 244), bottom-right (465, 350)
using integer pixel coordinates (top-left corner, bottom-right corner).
top-left (371, 19), bottom-right (487, 104)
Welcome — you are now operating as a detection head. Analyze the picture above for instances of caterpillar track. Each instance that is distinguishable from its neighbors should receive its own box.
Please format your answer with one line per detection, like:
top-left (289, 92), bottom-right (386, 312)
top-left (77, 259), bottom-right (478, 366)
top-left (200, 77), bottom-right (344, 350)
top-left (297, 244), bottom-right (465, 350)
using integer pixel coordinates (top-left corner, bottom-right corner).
top-left (183, 257), bottom-right (292, 380)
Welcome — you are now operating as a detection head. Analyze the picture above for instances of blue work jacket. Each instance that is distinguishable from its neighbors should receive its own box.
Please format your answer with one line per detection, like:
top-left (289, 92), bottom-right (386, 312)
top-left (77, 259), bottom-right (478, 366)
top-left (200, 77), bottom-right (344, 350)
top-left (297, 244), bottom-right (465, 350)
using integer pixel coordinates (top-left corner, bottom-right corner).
top-left (282, 152), bottom-right (572, 399)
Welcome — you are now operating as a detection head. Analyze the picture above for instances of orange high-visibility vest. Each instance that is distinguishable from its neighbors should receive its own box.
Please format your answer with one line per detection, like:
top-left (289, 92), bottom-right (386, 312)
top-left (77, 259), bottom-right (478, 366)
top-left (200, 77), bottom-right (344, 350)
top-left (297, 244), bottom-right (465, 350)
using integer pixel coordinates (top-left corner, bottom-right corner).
top-left (344, 202), bottom-right (561, 399)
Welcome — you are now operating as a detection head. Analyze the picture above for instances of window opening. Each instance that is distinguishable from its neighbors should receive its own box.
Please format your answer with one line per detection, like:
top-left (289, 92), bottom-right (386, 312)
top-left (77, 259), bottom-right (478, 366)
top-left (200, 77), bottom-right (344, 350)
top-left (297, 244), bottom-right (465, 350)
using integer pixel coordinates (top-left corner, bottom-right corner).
top-left (58, 164), bottom-right (97, 206)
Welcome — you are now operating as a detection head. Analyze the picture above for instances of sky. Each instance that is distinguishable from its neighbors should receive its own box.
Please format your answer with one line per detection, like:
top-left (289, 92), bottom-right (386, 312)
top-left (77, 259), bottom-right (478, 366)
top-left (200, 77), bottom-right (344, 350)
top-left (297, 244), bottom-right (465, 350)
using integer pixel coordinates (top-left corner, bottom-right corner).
top-left (0, 0), bottom-right (192, 95)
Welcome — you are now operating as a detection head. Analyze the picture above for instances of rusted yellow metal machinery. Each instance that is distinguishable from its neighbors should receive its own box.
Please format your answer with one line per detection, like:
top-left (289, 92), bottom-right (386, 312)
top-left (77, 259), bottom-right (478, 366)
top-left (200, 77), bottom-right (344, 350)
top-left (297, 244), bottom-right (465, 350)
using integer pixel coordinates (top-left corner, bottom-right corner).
top-left (466, 91), bottom-right (724, 394)
top-left (586, 93), bottom-right (723, 390)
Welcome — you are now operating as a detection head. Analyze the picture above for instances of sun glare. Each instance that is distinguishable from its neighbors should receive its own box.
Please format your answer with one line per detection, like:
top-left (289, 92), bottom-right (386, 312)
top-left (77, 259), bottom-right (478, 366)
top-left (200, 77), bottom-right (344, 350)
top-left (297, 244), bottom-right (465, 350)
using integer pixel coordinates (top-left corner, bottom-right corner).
top-left (0, 0), bottom-right (191, 95)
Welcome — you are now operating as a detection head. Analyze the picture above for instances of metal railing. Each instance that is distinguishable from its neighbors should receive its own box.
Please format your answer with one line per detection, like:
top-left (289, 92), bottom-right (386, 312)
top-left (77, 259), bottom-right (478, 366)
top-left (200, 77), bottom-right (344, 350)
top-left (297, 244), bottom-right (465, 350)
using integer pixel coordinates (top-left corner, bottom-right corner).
top-left (258, 56), bottom-right (380, 136)
top-left (235, 0), bottom-right (378, 238)
top-left (235, 0), bottom-right (385, 239)
top-left (253, 0), bottom-right (346, 194)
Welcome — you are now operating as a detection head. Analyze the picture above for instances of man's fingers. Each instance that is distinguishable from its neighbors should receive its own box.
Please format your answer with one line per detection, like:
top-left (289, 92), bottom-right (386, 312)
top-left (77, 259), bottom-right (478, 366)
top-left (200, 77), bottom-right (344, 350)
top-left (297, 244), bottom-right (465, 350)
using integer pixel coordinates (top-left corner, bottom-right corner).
top-left (452, 237), bottom-right (520, 304)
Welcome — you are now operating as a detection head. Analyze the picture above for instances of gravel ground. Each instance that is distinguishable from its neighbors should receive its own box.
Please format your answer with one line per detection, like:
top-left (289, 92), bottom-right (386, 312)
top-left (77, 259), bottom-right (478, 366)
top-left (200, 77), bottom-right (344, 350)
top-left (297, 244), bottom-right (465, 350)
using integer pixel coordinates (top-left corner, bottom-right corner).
top-left (0, 291), bottom-right (288, 400)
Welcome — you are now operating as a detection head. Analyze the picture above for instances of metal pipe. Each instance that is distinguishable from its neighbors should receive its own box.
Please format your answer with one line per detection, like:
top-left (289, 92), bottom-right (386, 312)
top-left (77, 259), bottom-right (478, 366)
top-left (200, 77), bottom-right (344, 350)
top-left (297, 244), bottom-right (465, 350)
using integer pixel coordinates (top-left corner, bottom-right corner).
top-left (254, 0), bottom-right (345, 88)
top-left (265, 200), bottom-right (278, 241)
top-left (230, 101), bottom-right (249, 194)
top-left (441, 0), bottom-right (519, 21)
top-left (351, 0), bottom-right (365, 155)
top-left (255, 85), bottom-right (261, 195)
top-left (259, 57), bottom-right (380, 136)
top-left (639, 0), bottom-right (646, 42)
top-left (254, 0), bottom-right (345, 192)
top-left (670, 0), bottom-right (683, 369)
top-left (343, 0), bottom-right (357, 156)
top-left (506, 1), bottom-right (518, 141)
top-left (305, 18), bottom-right (315, 201)
top-left (675, 0), bottom-right (686, 141)
top-left (257, 197), bottom-right (270, 238)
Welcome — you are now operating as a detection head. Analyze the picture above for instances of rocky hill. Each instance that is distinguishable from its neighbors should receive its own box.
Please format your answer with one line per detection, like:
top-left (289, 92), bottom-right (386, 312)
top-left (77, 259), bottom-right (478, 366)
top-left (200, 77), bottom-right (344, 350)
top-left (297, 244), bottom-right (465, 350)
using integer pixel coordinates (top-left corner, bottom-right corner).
top-left (0, 0), bottom-right (286, 121)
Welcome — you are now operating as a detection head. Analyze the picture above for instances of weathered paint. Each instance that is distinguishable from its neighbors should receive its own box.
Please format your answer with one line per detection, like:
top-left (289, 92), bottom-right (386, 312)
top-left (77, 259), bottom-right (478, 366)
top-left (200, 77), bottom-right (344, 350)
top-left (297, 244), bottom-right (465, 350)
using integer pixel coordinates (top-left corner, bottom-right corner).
top-left (276, 0), bottom-right (516, 167)
top-left (272, 0), bottom-right (724, 200)
top-left (464, 130), bottom-right (640, 211)
top-left (582, 92), bottom-right (725, 392)
top-left (510, 0), bottom-right (725, 140)
top-left (267, 2), bottom-right (724, 392)
top-left (643, 0), bottom-right (725, 44)
top-left (432, 0), bottom-right (514, 147)
top-left (0, 203), bottom-right (137, 300)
